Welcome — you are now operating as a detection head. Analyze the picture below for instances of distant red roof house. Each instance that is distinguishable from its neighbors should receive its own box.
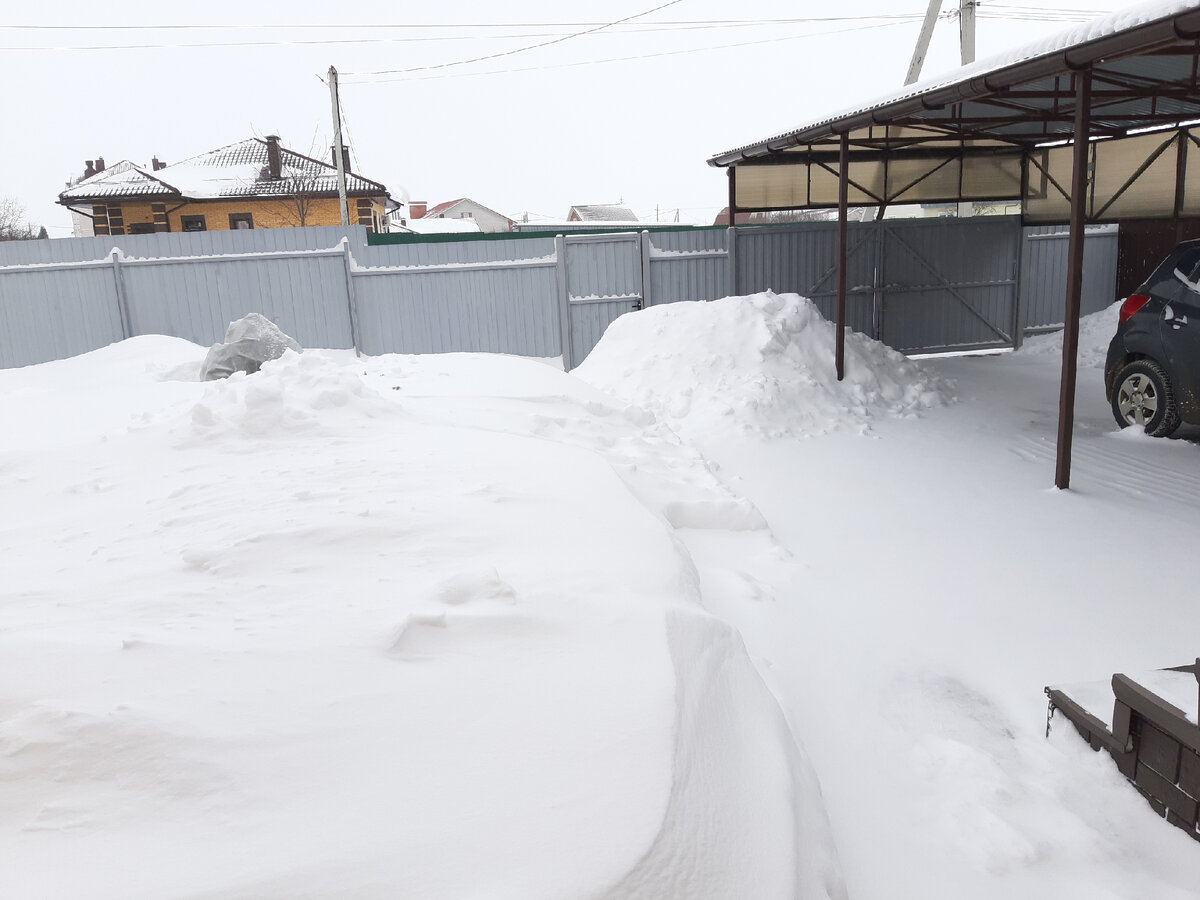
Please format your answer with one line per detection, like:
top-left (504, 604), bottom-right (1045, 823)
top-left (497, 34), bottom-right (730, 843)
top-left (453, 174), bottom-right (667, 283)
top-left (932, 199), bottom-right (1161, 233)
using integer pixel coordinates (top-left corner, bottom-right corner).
top-left (712, 207), bottom-right (752, 226)
top-left (418, 198), bottom-right (515, 233)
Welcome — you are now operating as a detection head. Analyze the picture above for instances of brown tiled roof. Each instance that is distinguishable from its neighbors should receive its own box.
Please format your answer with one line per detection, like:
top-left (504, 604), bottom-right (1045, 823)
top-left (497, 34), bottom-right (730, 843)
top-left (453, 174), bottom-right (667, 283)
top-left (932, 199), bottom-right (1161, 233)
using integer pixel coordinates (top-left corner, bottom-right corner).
top-left (60, 138), bottom-right (389, 204)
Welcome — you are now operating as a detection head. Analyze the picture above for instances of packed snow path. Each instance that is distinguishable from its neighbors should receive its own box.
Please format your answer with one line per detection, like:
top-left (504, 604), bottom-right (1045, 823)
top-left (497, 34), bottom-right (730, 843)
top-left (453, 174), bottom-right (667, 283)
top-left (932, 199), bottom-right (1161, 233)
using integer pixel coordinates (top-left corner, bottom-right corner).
top-left (577, 293), bottom-right (1200, 900)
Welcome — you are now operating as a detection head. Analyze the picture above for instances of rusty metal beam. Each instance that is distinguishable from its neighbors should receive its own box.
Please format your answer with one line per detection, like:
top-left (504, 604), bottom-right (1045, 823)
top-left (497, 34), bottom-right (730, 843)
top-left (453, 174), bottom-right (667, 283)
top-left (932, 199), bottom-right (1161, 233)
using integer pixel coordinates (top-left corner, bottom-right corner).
top-left (1055, 68), bottom-right (1093, 490)
top-left (836, 132), bottom-right (849, 382)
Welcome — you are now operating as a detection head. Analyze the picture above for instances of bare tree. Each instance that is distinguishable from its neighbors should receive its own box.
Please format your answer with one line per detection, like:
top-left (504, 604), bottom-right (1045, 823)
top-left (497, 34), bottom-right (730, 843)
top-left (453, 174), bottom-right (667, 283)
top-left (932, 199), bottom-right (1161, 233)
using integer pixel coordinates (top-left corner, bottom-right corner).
top-left (0, 197), bottom-right (43, 241)
top-left (272, 170), bottom-right (325, 227)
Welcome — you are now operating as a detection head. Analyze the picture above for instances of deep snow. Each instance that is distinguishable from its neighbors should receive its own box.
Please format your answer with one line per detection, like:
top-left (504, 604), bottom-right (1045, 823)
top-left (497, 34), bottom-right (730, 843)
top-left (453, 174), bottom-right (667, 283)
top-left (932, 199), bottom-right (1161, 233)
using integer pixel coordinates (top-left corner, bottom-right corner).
top-left (3, 289), bottom-right (1199, 899)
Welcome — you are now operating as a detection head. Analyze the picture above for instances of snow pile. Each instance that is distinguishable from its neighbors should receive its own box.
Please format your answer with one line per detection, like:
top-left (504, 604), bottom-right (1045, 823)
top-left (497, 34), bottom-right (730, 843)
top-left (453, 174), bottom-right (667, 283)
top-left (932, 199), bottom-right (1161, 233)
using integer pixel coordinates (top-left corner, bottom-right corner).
top-left (1015, 300), bottom-right (1120, 368)
top-left (573, 291), bottom-right (951, 440)
top-left (186, 350), bottom-right (397, 438)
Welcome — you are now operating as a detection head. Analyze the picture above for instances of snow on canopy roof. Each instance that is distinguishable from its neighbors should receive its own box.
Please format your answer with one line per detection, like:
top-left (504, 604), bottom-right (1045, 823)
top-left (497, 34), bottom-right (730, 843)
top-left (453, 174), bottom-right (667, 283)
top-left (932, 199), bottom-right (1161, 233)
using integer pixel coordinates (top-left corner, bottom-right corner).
top-left (59, 138), bottom-right (390, 203)
top-left (709, 0), bottom-right (1200, 165)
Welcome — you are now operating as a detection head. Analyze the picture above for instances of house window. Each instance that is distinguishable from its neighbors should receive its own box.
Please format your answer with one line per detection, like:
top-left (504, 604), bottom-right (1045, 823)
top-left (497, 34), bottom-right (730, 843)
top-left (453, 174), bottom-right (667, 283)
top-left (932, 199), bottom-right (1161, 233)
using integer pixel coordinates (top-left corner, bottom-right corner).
top-left (129, 223), bottom-right (157, 235)
top-left (106, 203), bottom-right (125, 235)
top-left (229, 213), bottom-right (254, 230)
top-left (181, 215), bottom-right (207, 232)
top-left (459, 212), bottom-right (473, 218)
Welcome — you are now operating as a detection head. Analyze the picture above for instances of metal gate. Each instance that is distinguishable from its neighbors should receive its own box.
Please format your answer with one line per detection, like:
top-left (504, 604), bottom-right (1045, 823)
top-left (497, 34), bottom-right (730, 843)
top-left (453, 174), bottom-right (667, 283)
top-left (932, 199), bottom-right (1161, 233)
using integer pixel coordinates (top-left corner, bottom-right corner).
top-left (559, 232), bottom-right (646, 367)
top-left (879, 218), bottom-right (1021, 353)
top-left (736, 217), bottom-right (1023, 355)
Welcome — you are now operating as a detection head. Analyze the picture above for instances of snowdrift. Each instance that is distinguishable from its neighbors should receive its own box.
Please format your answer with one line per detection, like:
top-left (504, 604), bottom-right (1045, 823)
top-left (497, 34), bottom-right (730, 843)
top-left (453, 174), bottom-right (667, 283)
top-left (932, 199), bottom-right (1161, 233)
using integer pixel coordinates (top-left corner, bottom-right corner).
top-left (0, 341), bottom-right (843, 899)
top-left (1014, 300), bottom-right (1121, 368)
top-left (573, 291), bottom-right (951, 440)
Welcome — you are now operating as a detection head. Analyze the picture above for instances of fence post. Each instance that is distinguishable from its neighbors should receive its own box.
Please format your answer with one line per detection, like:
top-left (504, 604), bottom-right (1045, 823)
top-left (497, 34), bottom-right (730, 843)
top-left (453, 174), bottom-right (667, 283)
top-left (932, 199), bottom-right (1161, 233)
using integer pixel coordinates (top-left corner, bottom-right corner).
top-left (1012, 224), bottom-right (1028, 350)
top-left (872, 220), bottom-right (886, 341)
top-left (110, 248), bottom-right (132, 339)
top-left (639, 230), bottom-right (653, 310)
top-left (726, 225), bottom-right (738, 298)
top-left (555, 234), bottom-right (574, 371)
top-left (340, 237), bottom-right (362, 355)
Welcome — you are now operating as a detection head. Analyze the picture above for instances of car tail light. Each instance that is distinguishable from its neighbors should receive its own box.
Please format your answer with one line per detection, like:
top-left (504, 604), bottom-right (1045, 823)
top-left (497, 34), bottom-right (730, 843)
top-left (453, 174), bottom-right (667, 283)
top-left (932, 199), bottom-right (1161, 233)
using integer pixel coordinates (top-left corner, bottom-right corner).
top-left (1119, 294), bottom-right (1151, 323)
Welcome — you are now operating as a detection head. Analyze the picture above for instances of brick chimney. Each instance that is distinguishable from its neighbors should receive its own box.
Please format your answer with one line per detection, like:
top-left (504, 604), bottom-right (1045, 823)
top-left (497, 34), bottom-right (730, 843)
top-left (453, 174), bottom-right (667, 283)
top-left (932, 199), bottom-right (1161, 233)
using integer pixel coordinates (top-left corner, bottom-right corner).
top-left (83, 160), bottom-right (96, 179)
top-left (409, 201), bottom-right (427, 219)
top-left (332, 144), bottom-right (351, 173)
top-left (95, 157), bottom-right (106, 172)
top-left (265, 135), bottom-right (282, 179)
top-left (152, 156), bottom-right (166, 171)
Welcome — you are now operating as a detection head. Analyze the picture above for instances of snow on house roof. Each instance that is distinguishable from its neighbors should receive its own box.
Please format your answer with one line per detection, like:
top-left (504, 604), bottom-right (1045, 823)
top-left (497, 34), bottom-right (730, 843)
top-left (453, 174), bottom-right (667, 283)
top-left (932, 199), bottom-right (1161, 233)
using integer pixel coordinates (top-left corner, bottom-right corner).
top-left (59, 163), bottom-right (173, 201)
top-left (59, 138), bottom-right (390, 204)
top-left (569, 204), bottom-right (640, 223)
top-left (423, 199), bottom-right (468, 219)
top-left (394, 215), bottom-right (483, 235)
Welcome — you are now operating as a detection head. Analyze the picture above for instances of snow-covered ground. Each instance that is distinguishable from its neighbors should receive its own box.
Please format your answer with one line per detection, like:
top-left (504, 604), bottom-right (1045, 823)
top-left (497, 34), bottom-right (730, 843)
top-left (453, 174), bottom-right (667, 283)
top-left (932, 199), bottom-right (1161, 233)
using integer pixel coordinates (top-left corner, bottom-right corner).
top-left (3, 291), bottom-right (1199, 898)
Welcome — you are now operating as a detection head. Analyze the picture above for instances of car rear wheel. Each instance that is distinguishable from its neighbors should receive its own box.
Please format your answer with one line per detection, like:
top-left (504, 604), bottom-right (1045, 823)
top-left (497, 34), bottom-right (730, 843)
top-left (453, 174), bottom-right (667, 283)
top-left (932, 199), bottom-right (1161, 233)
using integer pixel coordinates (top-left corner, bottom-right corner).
top-left (1111, 359), bottom-right (1180, 437)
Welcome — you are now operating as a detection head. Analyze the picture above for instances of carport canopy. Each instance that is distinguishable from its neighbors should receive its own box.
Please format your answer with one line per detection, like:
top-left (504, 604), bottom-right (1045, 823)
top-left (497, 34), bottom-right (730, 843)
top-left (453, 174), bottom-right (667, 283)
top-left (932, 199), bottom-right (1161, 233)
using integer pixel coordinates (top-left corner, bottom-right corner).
top-left (708, 0), bottom-right (1200, 489)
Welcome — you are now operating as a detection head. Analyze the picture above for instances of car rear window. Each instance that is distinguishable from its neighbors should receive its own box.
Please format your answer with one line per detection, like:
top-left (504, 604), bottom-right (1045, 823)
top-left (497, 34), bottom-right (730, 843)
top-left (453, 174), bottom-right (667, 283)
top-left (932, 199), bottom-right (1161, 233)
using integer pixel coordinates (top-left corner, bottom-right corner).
top-left (1142, 245), bottom-right (1200, 297)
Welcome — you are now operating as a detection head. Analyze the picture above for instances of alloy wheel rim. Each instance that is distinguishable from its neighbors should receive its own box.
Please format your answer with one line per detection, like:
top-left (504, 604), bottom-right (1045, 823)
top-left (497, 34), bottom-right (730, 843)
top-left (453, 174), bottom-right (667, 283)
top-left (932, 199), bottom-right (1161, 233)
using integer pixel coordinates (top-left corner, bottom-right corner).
top-left (1117, 373), bottom-right (1158, 425)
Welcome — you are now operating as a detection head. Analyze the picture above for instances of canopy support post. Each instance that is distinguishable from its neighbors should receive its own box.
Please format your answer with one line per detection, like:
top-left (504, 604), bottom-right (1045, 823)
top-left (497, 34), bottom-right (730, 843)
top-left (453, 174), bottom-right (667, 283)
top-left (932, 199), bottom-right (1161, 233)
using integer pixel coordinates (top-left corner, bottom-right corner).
top-left (1055, 67), bottom-right (1092, 490)
top-left (836, 131), bottom-right (849, 381)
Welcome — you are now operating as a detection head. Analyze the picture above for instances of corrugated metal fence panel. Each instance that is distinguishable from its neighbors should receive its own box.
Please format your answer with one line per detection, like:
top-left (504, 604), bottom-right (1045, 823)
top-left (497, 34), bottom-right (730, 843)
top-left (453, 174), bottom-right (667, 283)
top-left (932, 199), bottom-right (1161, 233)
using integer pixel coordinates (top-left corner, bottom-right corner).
top-left (0, 264), bottom-right (125, 368)
top-left (649, 229), bottom-right (729, 304)
top-left (122, 254), bottom-right (354, 349)
top-left (565, 233), bottom-right (642, 300)
top-left (881, 217), bottom-right (1020, 352)
top-left (570, 299), bottom-right (640, 365)
top-left (353, 265), bottom-right (561, 357)
top-left (736, 222), bottom-right (876, 335)
top-left (354, 236), bottom-right (560, 357)
top-left (1021, 225), bottom-right (1119, 329)
top-left (0, 226), bottom-right (368, 266)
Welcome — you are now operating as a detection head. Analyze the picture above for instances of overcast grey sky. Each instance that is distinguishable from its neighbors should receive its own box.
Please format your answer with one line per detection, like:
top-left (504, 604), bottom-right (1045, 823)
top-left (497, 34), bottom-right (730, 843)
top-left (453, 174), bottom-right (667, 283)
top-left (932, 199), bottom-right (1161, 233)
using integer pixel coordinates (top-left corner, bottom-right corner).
top-left (6, 0), bottom-right (1127, 235)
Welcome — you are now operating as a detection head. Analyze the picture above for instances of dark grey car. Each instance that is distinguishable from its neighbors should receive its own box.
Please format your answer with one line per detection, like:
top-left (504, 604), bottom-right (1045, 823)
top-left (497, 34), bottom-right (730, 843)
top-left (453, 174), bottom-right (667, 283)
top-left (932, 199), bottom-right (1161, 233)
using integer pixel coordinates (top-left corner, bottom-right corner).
top-left (1104, 239), bottom-right (1200, 436)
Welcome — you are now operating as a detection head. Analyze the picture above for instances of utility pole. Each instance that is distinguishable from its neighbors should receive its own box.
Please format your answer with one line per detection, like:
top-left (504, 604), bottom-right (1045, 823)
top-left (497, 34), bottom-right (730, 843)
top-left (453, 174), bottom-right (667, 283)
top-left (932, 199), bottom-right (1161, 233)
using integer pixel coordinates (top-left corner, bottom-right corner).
top-left (959, 0), bottom-right (976, 65)
top-left (328, 65), bottom-right (350, 227)
top-left (905, 0), bottom-right (942, 85)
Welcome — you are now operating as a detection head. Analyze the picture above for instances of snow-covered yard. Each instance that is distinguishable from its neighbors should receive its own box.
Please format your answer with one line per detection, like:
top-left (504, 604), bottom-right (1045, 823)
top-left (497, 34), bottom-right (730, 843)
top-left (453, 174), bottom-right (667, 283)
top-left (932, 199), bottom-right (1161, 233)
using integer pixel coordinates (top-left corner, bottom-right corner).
top-left (2, 292), bottom-right (1198, 898)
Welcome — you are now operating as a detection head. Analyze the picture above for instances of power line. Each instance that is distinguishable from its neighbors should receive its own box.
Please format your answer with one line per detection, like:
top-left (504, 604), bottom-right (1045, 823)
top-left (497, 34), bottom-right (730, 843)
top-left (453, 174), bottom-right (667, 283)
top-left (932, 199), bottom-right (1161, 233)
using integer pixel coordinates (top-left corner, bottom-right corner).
top-left (352, 0), bottom-right (687, 77)
top-left (341, 20), bottom-right (917, 84)
top-left (0, 8), bottom-right (1119, 54)
top-left (0, 16), bottom-right (926, 53)
top-left (0, 16), bottom-right (937, 32)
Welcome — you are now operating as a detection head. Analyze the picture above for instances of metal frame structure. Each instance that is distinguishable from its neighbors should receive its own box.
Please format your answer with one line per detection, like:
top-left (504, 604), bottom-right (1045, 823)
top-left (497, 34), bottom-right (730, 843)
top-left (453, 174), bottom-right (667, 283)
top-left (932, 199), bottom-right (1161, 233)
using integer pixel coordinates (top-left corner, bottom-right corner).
top-left (709, 3), bottom-right (1200, 488)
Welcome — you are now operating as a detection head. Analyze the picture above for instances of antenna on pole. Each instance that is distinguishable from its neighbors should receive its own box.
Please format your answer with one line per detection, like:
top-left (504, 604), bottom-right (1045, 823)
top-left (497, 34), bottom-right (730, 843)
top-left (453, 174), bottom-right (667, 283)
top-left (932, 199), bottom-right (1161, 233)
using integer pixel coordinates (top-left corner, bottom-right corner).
top-left (328, 65), bottom-right (350, 227)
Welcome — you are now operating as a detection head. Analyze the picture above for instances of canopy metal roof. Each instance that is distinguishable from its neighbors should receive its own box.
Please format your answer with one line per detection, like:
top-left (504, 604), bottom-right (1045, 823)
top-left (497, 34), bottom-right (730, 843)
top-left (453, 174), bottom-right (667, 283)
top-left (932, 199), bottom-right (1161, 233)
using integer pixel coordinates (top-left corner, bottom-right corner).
top-left (709, 1), bottom-right (1200, 224)
top-left (707, 1), bottom-right (1200, 489)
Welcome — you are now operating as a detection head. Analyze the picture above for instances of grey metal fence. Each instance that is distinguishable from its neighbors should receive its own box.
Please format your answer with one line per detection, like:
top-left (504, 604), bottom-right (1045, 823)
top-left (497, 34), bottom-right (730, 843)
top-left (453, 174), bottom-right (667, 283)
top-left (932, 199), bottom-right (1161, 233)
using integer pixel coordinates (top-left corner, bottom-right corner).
top-left (1019, 224), bottom-right (1121, 335)
top-left (0, 218), bottom-right (1118, 371)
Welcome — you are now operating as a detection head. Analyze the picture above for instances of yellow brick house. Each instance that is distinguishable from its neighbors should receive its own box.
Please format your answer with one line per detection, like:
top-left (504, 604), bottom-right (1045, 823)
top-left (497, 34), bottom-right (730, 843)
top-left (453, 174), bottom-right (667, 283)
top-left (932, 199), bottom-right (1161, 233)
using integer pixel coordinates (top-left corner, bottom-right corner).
top-left (58, 136), bottom-right (392, 235)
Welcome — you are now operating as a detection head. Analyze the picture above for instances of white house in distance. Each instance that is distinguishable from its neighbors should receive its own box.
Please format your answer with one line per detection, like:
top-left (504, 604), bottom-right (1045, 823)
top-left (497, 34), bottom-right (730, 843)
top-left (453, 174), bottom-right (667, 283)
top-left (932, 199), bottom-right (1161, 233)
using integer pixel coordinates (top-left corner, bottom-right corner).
top-left (566, 203), bottom-right (640, 225)
top-left (418, 198), bottom-right (515, 233)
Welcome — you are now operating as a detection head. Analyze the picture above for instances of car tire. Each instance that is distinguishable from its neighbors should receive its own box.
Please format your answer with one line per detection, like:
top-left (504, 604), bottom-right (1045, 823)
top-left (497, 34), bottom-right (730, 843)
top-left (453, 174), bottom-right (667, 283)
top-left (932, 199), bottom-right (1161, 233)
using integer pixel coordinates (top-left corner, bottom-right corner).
top-left (1110, 359), bottom-right (1181, 437)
